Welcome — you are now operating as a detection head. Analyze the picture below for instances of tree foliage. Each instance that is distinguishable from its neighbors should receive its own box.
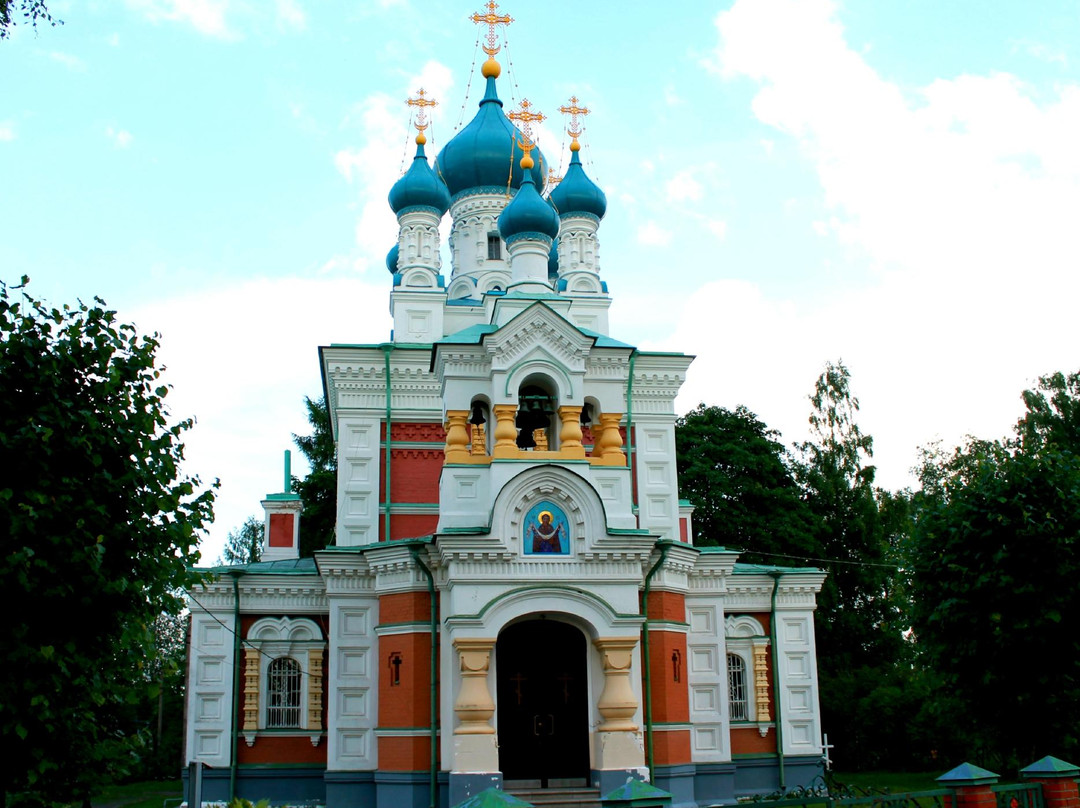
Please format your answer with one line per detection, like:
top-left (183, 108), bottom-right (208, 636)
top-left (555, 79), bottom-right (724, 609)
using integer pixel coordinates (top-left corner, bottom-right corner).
top-left (220, 514), bottom-right (263, 565)
top-left (292, 395), bottom-right (336, 557)
top-left (0, 278), bottom-right (214, 804)
top-left (675, 403), bottom-right (815, 560)
top-left (0, 0), bottom-right (60, 38)
top-left (794, 361), bottom-right (906, 669)
top-left (911, 371), bottom-right (1080, 767)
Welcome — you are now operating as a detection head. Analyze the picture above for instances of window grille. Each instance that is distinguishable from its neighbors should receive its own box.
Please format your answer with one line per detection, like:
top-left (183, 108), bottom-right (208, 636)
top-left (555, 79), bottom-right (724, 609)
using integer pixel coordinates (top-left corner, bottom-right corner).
top-left (727, 653), bottom-right (748, 721)
top-left (487, 234), bottom-right (502, 260)
top-left (267, 657), bottom-right (302, 728)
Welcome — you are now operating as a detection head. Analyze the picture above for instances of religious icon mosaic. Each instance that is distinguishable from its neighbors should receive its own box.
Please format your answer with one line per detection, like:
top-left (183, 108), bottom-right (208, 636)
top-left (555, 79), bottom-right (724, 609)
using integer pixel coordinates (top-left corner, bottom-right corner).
top-left (522, 500), bottom-right (570, 555)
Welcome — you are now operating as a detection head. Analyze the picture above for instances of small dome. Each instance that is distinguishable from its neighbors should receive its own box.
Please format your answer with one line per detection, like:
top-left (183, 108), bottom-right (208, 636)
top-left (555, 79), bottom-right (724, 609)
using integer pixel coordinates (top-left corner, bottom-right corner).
top-left (547, 239), bottom-right (559, 281)
top-left (385, 243), bottom-right (400, 274)
top-left (548, 149), bottom-right (606, 219)
top-left (435, 76), bottom-right (547, 198)
top-left (388, 140), bottom-right (451, 216)
top-left (498, 167), bottom-right (559, 241)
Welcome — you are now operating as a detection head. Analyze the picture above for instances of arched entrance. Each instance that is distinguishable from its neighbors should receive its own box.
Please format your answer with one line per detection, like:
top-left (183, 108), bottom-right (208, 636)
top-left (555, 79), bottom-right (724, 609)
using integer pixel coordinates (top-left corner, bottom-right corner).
top-left (496, 618), bottom-right (590, 787)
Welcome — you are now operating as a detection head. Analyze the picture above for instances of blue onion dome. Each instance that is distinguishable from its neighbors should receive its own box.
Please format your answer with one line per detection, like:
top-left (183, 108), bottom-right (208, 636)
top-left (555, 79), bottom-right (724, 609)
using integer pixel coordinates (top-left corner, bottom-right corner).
top-left (385, 243), bottom-right (399, 274)
top-left (498, 154), bottom-right (560, 241)
top-left (548, 143), bottom-right (606, 219)
top-left (547, 239), bottom-right (559, 280)
top-left (388, 135), bottom-right (451, 216)
top-left (434, 73), bottom-right (547, 198)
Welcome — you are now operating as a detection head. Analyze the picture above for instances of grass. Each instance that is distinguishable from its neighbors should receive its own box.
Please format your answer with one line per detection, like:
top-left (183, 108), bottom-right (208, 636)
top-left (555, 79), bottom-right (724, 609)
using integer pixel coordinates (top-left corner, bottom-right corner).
top-left (90, 779), bottom-right (182, 808)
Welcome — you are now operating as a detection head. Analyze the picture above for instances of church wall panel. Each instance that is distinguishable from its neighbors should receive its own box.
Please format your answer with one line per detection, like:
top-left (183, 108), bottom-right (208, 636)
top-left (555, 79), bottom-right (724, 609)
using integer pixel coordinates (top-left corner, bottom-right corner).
top-left (378, 632), bottom-right (432, 727)
top-left (388, 513), bottom-right (439, 541)
top-left (377, 735), bottom-right (432, 771)
top-left (380, 591), bottom-right (432, 624)
top-left (652, 728), bottom-right (692, 766)
top-left (731, 726), bottom-right (778, 755)
top-left (647, 629), bottom-right (690, 723)
top-left (646, 590), bottom-right (687, 622)
top-left (238, 735), bottom-right (328, 765)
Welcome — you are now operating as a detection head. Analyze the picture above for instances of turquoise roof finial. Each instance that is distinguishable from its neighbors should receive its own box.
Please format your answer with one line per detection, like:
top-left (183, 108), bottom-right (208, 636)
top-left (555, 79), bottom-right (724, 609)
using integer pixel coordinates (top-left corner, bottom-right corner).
top-left (389, 89), bottom-right (451, 215)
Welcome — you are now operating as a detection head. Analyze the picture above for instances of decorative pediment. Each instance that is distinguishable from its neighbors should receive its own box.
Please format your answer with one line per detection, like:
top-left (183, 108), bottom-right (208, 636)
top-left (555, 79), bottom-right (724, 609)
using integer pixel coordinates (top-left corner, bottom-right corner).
top-left (485, 303), bottom-right (594, 376)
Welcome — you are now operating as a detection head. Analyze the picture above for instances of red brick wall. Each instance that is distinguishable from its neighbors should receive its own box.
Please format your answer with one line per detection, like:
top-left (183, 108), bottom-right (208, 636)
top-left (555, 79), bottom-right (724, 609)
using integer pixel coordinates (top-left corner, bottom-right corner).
top-left (731, 726), bottom-right (777, 755)
top-left (268, 513), bottom-right (293, 547)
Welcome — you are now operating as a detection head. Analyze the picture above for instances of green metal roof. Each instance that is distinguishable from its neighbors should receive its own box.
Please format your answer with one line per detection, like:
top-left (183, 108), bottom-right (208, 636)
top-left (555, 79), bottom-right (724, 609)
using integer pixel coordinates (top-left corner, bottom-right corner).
top-left (201, 557), bottom-right (319, 575)
top-left (1021, 756), bottom-right (1080, 777)
top-left (601, 780), bottom-right (672, 803)
top-left (436, 323), bottom-right (499, 345)
top-left (937, 763), bottom-right (999, 785)
top-left (732, 562), bottom-right (824, 574)
top-left (452, 788), bottom-right (533, 808)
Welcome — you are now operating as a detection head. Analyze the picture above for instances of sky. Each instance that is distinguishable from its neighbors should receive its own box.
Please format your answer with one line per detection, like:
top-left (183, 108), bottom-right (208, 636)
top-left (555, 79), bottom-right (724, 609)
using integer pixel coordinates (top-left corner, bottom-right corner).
top-left (4, 0), bottom-right (1080, 563)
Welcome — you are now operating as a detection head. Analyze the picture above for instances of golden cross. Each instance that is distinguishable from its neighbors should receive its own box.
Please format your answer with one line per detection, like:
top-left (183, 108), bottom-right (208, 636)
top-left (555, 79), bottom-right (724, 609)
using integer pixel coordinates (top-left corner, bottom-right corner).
top-left (406, 88), bottom-right (438, 133)
top-left (508, 98), bottom-right (544, 153)
top-left (470, 1), bottom-right (513, 57)
top-left (546, 168), bottom-right (562, 187)
top-left (559, 95), bottom-right (590, 144)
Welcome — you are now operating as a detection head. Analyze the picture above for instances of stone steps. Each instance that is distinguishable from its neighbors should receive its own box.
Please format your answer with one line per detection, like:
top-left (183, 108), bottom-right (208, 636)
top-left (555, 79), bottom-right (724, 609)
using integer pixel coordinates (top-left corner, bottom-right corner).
top-left (505, 785), bottom-right (603, 808)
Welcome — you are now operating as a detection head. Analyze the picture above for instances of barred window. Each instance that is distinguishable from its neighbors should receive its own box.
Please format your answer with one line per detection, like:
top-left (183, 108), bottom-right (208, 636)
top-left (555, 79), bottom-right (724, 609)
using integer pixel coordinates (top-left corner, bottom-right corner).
top-left (487, 233), bottom-right (502, 260)
top-left (727, 653), bottom-right (748, 721)
top-left (267, 657), bottom-right (302, 728)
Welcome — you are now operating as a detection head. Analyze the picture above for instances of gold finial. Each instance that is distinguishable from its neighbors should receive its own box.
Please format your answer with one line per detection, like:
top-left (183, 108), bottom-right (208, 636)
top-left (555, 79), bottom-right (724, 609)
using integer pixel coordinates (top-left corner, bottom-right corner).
top-left (407, 88), bottom-right (438, 145)
top-left (470, 1), bottom-right (512, 78)
top-left (546, 168), bottom-right (562, 187)
top-left (559, 95), bottom-right (590, 152)
top-left (508, 98), bottom-right (545, 170)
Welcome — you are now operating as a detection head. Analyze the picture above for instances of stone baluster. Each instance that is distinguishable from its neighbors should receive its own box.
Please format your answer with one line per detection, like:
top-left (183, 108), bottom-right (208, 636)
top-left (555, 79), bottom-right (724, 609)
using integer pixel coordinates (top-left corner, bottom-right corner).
top-left (492, 404), bottom-right (519, 458)
top-left (595, 412), bottom-right (625, 465)
top-left (453, 638), bottom-right (496, 735)
top-left (593, 637), bottom-right (639, 731)
top-left (558, 406), bottom-right (586, 459)
top-left (444, 410), bottom-right (471, 463)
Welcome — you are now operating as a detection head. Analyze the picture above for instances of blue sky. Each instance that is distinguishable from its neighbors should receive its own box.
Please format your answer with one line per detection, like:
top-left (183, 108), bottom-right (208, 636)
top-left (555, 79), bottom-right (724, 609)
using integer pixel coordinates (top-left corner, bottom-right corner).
top-left (4, 1), bottom-right (1080, 561)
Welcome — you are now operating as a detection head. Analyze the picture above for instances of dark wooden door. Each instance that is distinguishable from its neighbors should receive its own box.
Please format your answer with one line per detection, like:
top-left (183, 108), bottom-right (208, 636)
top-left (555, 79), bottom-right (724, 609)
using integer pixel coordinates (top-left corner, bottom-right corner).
top-left (496, 619), bottom-right (590, 786)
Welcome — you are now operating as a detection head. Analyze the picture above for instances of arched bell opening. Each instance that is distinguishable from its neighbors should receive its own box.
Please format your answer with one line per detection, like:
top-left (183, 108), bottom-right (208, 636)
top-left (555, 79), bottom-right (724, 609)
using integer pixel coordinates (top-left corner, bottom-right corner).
top-left (515, 375), bottom-right (558, 451)
top-left (469, 396), bottom-right (492, 456)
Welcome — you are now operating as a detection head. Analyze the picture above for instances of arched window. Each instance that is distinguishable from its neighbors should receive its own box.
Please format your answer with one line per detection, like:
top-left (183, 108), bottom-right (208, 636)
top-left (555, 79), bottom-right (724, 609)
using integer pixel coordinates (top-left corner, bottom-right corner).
top-left (516, 378), bottom-right (557, 450)
top-left (267, 657), bottom-right (302, 728)
top-left (727, 653), bottom-right (748, 722)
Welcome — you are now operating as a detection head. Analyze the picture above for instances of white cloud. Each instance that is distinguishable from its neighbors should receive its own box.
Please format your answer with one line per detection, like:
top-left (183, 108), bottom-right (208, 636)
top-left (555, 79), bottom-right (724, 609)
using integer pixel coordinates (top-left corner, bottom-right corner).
top-left (705, 219), bottom-right (727, 240)
top-left (105, 126), bottom-right (134, 148)
top-left (1011, 38), bottom-right (1067, 66)
top-left (333, 61), bottom-right (455, 269)
top-left (637, 221), bottom-right (672, 246)
top-left (132, 275), bottom-right (391, 562)
top-left (687, 0), bottom-right (1080, 489)
top-left (665, 170), bottom-right (704, 202)
top-left (49, 51), bottom-right (87, 71)
top-left (0, 122), bottom-right (15, 142)
top-left (275, 0), bottom-right (305, 30)
top-left (126, 0), bottom-right (235, 39)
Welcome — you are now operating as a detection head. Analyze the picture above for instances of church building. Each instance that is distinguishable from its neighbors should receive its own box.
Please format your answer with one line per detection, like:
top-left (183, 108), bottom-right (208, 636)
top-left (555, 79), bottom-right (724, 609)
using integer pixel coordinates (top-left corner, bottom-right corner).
top-left (184, 6), bottom-right (827, 807)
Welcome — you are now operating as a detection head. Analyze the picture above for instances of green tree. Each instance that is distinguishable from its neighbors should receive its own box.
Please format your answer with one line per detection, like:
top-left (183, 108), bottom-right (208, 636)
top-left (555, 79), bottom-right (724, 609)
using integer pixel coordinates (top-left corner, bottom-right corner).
top-left (795, 360), bottom-right (904, 667)
top-left (0, 278), bottom-right (214, 805)
top-left (674, 403), bottom-right (816, 559)
top-left (0, 1), bottom-right (60, 38)
top-left (794, 361), bottom-right (911, 769)
top-left (292, 395), bottom-right (336, 557)
top-left (911, 371), bottom-right (1080, 767)
top-left (220, 514), bottom-right (263, 565)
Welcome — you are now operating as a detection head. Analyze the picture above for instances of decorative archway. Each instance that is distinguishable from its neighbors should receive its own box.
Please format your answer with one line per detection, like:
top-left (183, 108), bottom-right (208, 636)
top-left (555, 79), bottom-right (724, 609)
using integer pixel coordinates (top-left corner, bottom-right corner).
top-left (496, 618), bottom-right (590, 787)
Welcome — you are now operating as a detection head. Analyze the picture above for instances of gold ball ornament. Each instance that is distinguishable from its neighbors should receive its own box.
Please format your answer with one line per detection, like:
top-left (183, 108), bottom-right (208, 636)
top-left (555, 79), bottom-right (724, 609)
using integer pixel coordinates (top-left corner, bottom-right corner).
top-left (481, 57), bottom-right (501, 78)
